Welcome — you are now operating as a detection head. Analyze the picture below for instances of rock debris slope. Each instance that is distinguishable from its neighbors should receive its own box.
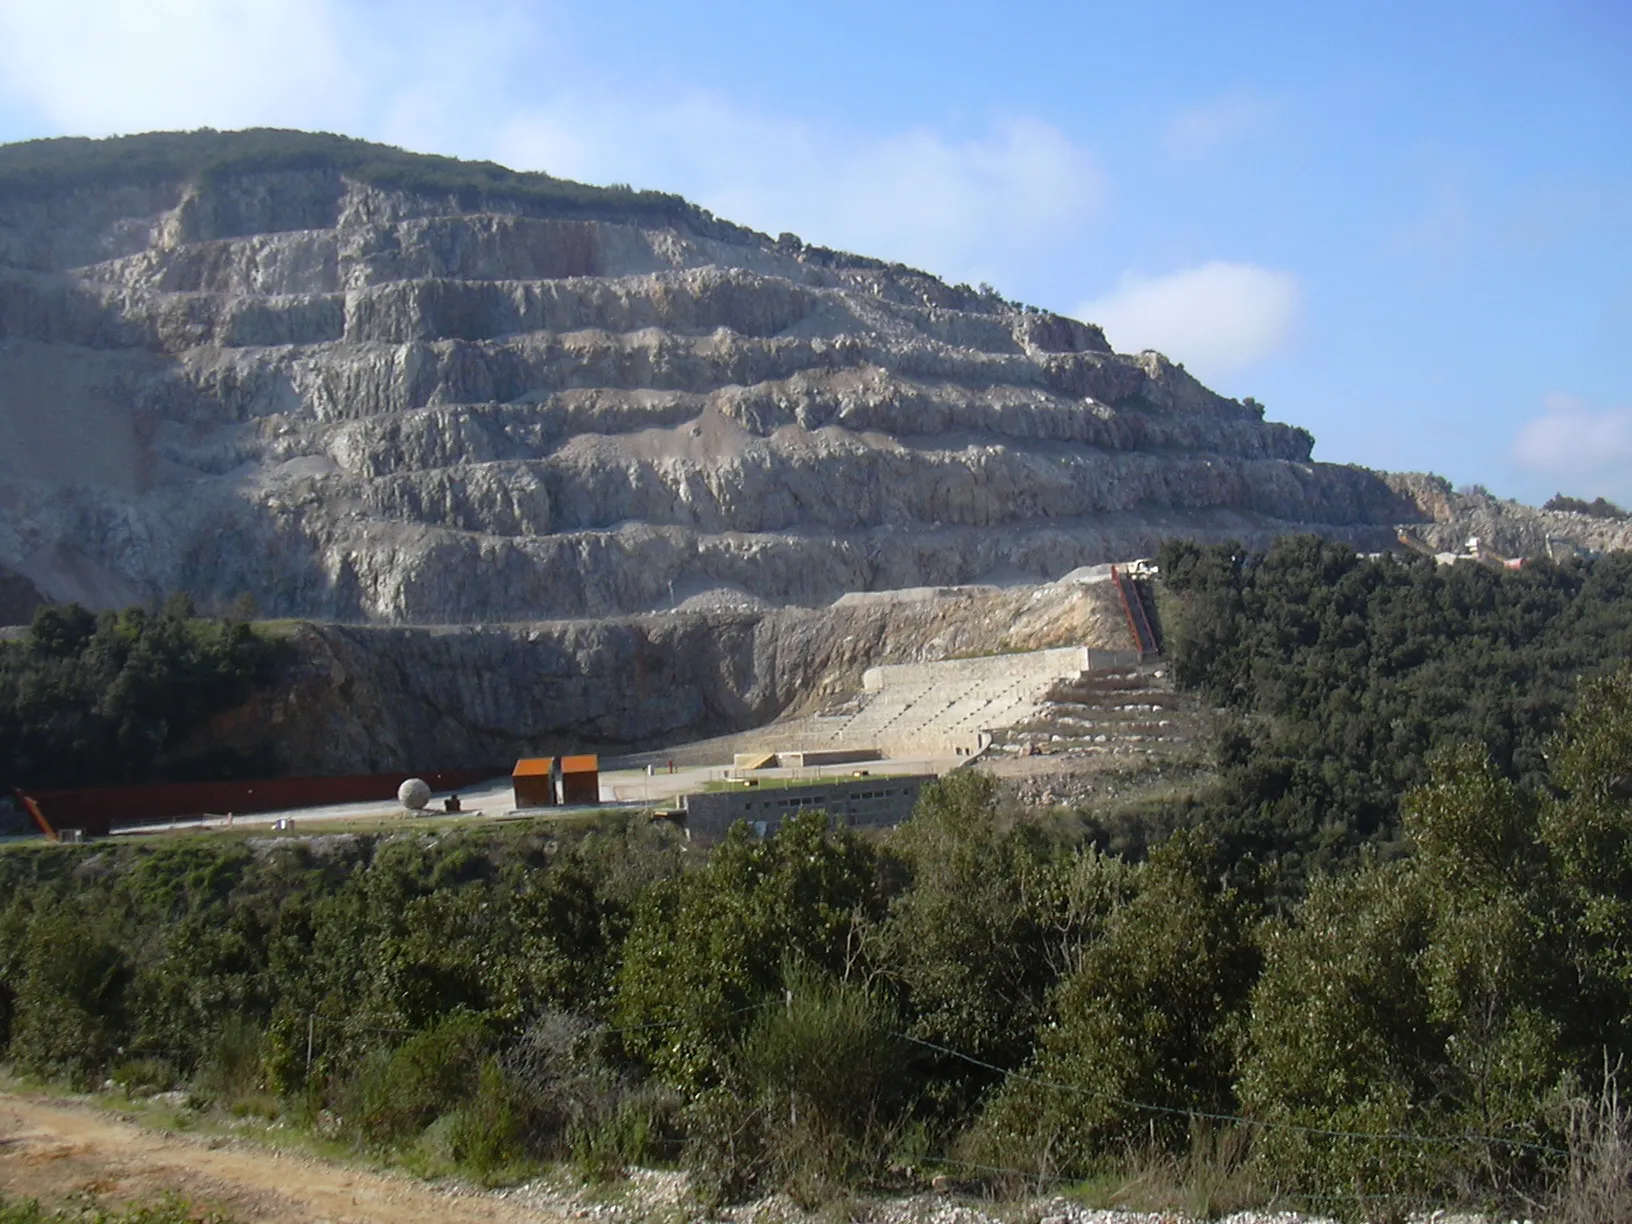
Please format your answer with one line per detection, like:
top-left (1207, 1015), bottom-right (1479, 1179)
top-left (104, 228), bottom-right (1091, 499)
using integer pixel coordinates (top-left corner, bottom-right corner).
top-left (0, 130), bottom-right (1417, 623)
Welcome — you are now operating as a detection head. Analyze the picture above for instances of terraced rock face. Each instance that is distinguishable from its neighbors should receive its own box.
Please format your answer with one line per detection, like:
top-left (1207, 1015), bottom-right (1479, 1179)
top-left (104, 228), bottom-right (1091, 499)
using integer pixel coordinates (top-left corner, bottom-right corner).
top-left (0, 132), bottom-right (1417, 623)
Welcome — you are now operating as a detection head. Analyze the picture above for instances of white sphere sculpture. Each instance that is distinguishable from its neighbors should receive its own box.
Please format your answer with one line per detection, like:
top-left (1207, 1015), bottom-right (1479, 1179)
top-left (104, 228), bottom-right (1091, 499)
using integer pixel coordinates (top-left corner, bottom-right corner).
top-left (397, 777), bottom-right (432, 811)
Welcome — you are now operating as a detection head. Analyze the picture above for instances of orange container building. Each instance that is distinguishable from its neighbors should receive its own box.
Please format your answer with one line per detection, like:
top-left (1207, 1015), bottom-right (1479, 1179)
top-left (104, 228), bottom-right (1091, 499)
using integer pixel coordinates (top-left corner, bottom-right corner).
top-left (559, 755), bottom-right (600, 805)
top-left (512, 757), bottom-right (557, 807)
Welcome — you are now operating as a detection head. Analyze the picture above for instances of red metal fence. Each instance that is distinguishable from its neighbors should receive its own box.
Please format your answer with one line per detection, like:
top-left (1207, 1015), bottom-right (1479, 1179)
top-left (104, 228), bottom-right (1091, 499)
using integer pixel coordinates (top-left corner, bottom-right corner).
top-left (16, 767), bottom-right (502, 839)
top-left (1111, 565), bottom-right (1160, 659)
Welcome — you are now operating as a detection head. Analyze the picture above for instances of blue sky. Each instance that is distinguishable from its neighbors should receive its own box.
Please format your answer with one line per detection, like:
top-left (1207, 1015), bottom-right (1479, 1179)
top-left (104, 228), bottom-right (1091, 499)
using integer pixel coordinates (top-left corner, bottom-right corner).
top-left (1, 0), bottom-right (1627, 504)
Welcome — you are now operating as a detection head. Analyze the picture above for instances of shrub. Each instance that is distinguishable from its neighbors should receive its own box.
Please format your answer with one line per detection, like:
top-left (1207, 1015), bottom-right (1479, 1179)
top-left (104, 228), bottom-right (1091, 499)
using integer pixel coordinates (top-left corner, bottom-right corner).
top-left (685, 966), bottom-right (902, 1206)
top-left (614, 810), bottom-right (879, 1091)
top-left (9, 909), bottom-right (131, 1084)
top-left (873, 772), bottom-right (1139, 1129)
top-left (347, 1013), bottom-right (493, 1147)
top-left (193, 1014), bottom-right (266, 1108)
top-left (970, 830), bottom-right (1255, 1178)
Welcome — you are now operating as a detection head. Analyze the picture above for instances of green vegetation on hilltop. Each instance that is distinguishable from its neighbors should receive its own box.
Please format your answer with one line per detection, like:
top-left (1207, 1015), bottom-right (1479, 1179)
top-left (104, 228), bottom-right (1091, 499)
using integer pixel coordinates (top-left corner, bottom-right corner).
top-left (1545, 492), bottom-right (1630, 521)
top-left (0, 598), bottom-right (281, 794)
top-left (0, 128), bottom-right (703, 223)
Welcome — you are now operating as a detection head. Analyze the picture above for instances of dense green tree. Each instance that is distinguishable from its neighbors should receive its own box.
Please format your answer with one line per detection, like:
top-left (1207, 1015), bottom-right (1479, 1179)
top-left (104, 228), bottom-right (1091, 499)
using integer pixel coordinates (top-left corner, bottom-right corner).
top-left (613, 810), bottom-right (879, 1091)
top-left (9, 906), bottom-right (133, 1084)
top-left (870, 772), bottom-right (1136, 1112)
top-left (972, 830), bottom-right (1256, 1176)
top-left (0, 600), bottom-right (279, 791)
top-left (1240, 673), bottom-right (1632, 1201)
top-left (1157, 537), bottom-right (1632, 875)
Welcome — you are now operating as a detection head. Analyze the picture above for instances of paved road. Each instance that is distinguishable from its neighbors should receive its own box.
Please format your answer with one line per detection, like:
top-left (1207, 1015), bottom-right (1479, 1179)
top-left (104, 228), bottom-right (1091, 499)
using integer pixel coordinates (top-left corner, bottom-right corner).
top-left (108, 754), bottom-right (963, 838)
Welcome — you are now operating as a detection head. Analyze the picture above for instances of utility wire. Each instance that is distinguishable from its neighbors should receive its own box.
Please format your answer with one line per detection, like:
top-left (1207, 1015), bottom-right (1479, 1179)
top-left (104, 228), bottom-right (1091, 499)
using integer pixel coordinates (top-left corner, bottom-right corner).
top-left (894, 1031), bottom-right (1571, 1159)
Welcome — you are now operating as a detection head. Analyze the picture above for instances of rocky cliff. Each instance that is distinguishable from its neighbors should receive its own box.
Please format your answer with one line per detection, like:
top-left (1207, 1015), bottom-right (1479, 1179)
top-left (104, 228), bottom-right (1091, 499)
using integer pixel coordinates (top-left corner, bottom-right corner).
top-left (174, 578), bottom-right (1131, 775)
top-left (0, 129), bottom-right (1427, 623)
top-left (1389, 473), bottom-right (1632, 559)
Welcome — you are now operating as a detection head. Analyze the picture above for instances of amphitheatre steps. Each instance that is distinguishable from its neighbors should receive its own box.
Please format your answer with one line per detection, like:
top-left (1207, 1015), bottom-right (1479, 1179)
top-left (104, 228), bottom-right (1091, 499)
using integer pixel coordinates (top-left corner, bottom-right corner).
top-left (990, 663), bottom-right (1207, 767)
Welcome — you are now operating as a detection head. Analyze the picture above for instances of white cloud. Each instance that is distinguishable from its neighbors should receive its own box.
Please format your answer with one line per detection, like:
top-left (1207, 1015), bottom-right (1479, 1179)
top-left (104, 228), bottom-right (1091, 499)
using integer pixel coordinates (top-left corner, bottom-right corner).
top-left (1511, 392), bottom-right (1632, 502)
top-left (0, 0), bottom-right (361, 133)
top-left (0, 0), bottom-right (549, 142)
top-left (1162, 90), bottom-right (1275, 159)
top-left (493, 98), bottom-right (1104, 285)
top-left (1074, 262), bottom-right (1301, 376)
top-left (0, 1), bottom-right (1103, 290)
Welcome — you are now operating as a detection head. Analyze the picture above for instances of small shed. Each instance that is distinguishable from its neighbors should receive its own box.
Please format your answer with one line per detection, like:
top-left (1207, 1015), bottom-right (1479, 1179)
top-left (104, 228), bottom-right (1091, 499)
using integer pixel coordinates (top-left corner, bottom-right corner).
top-left (513, 757), bottom-right (557, 808)
top-left (559, 754), bottom-right (600, 805)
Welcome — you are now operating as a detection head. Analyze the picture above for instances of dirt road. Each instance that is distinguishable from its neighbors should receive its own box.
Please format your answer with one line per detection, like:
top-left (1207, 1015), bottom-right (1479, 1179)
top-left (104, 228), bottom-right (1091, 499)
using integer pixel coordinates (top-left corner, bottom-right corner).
top-left (0, 1093), bottom-right (556, 1223)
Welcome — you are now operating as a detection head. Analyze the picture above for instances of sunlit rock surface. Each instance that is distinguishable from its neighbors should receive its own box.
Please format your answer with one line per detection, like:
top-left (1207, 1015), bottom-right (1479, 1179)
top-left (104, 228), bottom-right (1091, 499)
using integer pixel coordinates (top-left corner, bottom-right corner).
top-left (0, 131), bottom-right (1425, 622)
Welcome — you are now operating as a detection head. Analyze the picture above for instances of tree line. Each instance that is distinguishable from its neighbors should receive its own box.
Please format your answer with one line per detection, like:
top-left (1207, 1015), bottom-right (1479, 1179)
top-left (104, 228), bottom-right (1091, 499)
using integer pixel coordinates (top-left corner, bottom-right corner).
top-left (1, 671), bottom-right (1630, 1216)
top-left (1153, 536), bottom-right (1632, 882)
top-left (0, 597), bottom-right (280, 794)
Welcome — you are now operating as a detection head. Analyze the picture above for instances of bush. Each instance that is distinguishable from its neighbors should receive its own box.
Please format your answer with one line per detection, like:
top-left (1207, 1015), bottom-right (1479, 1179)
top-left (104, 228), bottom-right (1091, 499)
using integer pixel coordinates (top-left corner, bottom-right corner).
top-left (970, 830), bottom-right (1255, 1178)
top-left (110, 1057), bottom-right (180, 1097)
top-left (1238, 861), bottom-right (1447, 1199)
top-left (347, 1013), bottom-right (493, 1147)
top-left (685, 967), bottom-right (902, 1205)
top-left (9, 909), bottom-right (131, 1084)
top-left (438, 1059), bottom-right (525, 1177)
top-left (614, 810), bottom-right (880, 1091)
top-left (193, 1015), bottom-right (266, 1109)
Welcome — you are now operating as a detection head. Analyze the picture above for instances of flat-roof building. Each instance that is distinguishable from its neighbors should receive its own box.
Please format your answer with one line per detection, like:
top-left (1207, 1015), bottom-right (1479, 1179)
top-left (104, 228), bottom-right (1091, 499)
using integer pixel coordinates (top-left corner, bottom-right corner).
top-left (682, 774), bottom-right (932, 844)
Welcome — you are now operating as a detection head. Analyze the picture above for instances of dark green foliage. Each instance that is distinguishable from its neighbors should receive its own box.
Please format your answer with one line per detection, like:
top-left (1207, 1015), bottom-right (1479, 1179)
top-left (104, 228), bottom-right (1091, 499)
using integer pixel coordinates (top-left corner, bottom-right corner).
top-left (871, 772), bottom-right (1136, 1111)
top-left (9, 906), bottom-right (131, 1085)
top-left (349, 1013), bottom-right (495, 1146)
top-left (1239, 859), bottom-right (1447, 1198)
top-left (970, 831), bottom-right (1257, 1177)
top-left (1545, 493), bottom-right (1629, 520)
top-left (613, 809), bottom-right (879, 1091)
top-left (1158, 536), bottom-right (1632, 873)
top-left (1241, 671), bottom-right (1632, 1202)
top-left (0, 601), bottom-right (280, 792)
top-left (3, 660), bottom-right (1630, 1210)
top-left (0, 817), bottom-right (680, 1094)
top-left (0, 129), bottom-right (708, 231)
top-left (685, 967), bottom-right (903, 1205)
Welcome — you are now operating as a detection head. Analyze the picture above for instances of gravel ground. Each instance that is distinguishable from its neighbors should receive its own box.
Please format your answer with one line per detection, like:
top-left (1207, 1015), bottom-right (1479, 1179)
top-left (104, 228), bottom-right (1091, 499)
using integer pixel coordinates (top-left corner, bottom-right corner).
top-left (493, 1167), bottom-right (1520, 1224)
top-left (2, 1087), bottom-right (1530, 1224)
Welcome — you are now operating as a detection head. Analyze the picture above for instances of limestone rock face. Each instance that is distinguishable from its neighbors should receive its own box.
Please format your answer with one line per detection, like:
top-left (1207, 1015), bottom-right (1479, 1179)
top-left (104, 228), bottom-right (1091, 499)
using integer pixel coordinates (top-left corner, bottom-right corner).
top-left (181, 578), bottom-right (1135, 775)
top-left (1389, 474), bottom-right (1632, 559)
top-left (0, 131), bottom-right (1422, 622)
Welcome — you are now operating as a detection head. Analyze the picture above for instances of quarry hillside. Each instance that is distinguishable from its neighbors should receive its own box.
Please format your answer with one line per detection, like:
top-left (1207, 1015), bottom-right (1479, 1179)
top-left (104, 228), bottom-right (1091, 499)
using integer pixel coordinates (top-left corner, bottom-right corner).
top-left (0, 131), bottom-right (1471, 623)
top-left (1, 129), bottom-right (1625, 627)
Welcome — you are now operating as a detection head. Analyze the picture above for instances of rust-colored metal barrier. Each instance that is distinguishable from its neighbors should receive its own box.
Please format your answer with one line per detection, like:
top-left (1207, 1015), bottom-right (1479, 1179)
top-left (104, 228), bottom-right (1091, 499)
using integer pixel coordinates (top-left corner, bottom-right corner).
top-left (16, 767), bottom-right (501, 840)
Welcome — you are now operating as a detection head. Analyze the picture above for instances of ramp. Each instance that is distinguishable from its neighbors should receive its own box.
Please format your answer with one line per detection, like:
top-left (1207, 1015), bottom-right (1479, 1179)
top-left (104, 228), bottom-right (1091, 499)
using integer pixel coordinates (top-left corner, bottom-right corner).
top-left (1111, 565), bottom-right (1160, 659)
